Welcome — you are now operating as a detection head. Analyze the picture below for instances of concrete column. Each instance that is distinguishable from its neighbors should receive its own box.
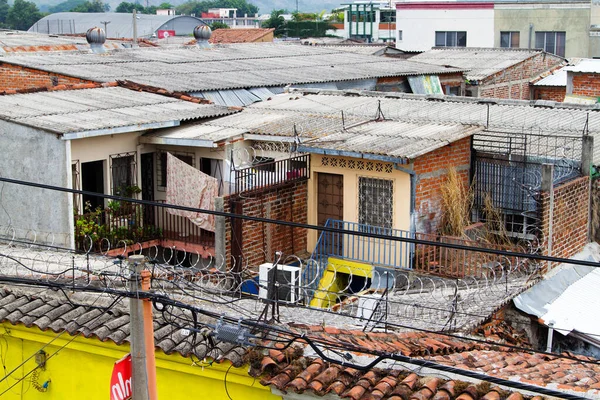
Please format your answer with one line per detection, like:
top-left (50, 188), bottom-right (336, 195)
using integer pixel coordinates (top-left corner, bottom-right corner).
top-left (582, 135), bottom-right (594, 177)
top-left (215, 197), bottom-right (226, 271)
top-left (128, 255), bottom-right (149, 400)
top-left (541, 163), bottom-right (555, 258)
top-left (582, 135), bottom-right (594, 242)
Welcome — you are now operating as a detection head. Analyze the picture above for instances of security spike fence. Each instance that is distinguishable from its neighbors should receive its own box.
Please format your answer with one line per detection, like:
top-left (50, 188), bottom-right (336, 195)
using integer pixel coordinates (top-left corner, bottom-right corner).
top-left (0, 217), bottom-right (542, 334)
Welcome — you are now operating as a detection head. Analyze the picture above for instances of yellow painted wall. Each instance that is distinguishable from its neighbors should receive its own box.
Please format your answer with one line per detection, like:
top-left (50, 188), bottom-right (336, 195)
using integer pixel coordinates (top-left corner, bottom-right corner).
top-left (0, 323), bottom-right (279, 400)
top-left (307, 154), bottom-right (412, 251)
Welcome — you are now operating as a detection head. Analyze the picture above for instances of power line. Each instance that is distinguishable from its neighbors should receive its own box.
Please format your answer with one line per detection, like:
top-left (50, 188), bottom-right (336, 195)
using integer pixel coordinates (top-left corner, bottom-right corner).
top-left (1, 175), bottom-right (600, 268)
top-left (0, 277), bottom-right (594, 400)
top-left (0, 293), bottom-right (123, 396)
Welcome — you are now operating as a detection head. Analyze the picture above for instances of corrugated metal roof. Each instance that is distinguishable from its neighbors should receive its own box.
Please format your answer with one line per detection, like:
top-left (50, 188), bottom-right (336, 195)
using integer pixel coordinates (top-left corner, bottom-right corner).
top-left (212, 90), bottom-right (600, 161)
top-left (534, 68), bottom-right (567, 86)
top-left (514, 242), bottom-right (600, 338)
top-left (141, 124), bottom-right (246, 146)
top-left (0, 31), bottom-right (124, 51)
top-left (28, 12), bottom-right (203, 38)
top-left (411, 47), bottom-right (559, 81)
top-left (300, 122), bottom-right (484, 160)
top-left (0, 44), bottom-right (465, 92)
top-left (0, 87), bottom-right (236, 135)
top-left (564, 58), bottom-right (600, 73)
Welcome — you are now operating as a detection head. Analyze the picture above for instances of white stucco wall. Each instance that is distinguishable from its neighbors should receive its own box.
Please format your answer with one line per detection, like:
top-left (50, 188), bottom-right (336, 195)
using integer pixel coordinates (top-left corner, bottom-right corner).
top-left (396, 7), bottom-right (495, 51)
top-left (0, 121), bottom-right (73, 247)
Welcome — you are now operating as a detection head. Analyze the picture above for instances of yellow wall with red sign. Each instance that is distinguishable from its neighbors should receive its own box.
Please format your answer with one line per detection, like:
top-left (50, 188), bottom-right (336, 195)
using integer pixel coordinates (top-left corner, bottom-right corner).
top-left (0, 322), bottom-right (279, 400)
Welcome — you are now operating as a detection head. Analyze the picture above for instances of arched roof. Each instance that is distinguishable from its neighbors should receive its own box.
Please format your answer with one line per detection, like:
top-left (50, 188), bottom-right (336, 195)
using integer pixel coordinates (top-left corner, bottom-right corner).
top-left (29, 13), bottom-right (206, 38)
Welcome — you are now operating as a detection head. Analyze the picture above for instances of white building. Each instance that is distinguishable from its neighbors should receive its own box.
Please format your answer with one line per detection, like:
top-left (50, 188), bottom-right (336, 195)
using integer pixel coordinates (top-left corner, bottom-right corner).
top-left (341, 1), bottom-right (396, 43)
top-left (396, 2), bottom-right (495, 51)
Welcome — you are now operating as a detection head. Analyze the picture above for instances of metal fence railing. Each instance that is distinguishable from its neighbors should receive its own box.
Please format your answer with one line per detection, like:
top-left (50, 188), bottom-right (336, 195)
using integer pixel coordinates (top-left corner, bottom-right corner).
top-left (234, 154), bottom-right (309, 194)
top-left (74, 201), bottom-right (214, 252)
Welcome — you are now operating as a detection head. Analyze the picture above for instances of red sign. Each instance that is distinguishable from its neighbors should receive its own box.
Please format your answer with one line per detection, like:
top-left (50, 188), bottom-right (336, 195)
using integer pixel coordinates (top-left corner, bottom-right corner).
top-left (157, 30), bottom-right (175, 39)
top-left (110, 354), bottom-right (132, 400)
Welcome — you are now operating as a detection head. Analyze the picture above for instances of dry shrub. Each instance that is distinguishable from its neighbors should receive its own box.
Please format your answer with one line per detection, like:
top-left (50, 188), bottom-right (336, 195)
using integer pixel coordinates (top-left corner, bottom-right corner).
top-left (439, 167), bottom-right (472, 237)
top-left (481, 193), bottom-right (511, 246)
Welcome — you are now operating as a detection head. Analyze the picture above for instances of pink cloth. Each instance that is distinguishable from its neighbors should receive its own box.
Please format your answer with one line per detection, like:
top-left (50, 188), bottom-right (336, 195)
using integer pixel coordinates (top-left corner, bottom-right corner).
top-left (166, 153), bottom-right (218, 232)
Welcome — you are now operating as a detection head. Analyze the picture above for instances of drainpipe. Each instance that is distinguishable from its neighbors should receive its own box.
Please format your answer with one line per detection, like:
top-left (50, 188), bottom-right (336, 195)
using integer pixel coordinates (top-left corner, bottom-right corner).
top-left (393, 164), bottom-right (416, 236)
top-left (528, 23), bottom-right (533, 49)
top-left (546, 322), bottom-right (554, 353)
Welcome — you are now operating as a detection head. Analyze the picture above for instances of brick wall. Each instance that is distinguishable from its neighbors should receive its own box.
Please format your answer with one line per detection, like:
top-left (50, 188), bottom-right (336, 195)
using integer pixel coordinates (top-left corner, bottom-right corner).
top-left (532, 86), bottom-right (566, 102)
top-left (224, 180), bottom-right (308, 271)
top-left (539, 176), bottom-right (589, 270)
top-left (571, 73), bottom-right (600, 98)
top-left (0, 63), bottom-right (93, 91)
top-left (477, 53), bottom-right (563, 100)
top-left (412, 136), bottom-right (472, 234)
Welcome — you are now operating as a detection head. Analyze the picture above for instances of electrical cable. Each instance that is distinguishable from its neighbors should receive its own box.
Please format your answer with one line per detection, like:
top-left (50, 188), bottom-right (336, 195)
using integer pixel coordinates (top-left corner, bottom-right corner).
top-left (1, 176), bottom-right (600, 268)
top-left (0, 293), bottom-right (123, 396)
top-left (0, 279), bottom-right (594, 400)
top-left (224, 363), bottom-right (234, 400)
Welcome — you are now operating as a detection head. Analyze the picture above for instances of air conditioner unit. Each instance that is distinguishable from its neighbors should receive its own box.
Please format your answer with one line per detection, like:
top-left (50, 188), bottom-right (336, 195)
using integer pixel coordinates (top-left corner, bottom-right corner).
top-left (258, 263), bottom-right (302, 303)
top-left (356, 294), bottom-right (385, 326)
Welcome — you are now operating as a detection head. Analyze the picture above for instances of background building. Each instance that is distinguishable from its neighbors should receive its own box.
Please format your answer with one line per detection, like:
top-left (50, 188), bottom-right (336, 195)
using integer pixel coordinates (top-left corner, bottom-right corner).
top-left (395, 0), bottom-right (600, 58)
top-left (29, 12), bottom-right (205, 38)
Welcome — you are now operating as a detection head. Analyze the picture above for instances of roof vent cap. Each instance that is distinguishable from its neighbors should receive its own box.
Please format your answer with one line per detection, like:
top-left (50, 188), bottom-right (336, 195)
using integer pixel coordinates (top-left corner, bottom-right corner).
top-left (86, 27), bottom-right (106, 53)
top-left (193, 25), bottom-right (212, 48)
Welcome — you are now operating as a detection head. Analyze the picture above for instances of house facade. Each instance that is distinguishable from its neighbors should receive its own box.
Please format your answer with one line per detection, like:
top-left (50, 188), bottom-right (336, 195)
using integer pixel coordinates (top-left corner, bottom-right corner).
top-left (396, 0), bottom-right (600, 59)
top-left (410, 47), bottom-right (565, 99)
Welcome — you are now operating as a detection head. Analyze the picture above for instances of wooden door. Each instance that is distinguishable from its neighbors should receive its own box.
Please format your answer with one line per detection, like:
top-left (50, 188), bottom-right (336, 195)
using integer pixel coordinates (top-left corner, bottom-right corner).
top-left (317, 173), bottom-right (344, 255)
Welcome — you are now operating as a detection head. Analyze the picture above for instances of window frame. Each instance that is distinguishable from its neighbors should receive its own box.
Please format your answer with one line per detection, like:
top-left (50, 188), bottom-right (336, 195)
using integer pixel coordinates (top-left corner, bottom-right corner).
top-left (357, 176), bottom-right (394, 230)
top-left (109, 152), bottom-right (137, 196)
top-left (156, 150), bottom-right (195, 191)
top-left (435, 31), bottom-right (467, 47)
top-left (500, 31), bottom-right (520, 48)
top-left (535, 31), bottom-right (566, 57)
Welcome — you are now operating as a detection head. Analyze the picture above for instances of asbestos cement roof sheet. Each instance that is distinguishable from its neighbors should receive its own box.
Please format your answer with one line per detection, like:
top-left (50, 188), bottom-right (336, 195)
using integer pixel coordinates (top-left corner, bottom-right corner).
top-left (0, 44), bottom-right (464, 92)
top-left (300, 121), bottom-right (484, 160)
top-left (222, 90), bottom-right (600, 161)
top-left (141, 124), bottom-right (246, 146)
top-left (564, 58), bottom-right (600, 73)
top-left (0, 87), bottom-right (236, 135)
top-left (514, 242), bottom-right (600, 338)
top-left (534, 68), bottom-right (567, 86)
top-left (410, 47), bottom-right (552, 81)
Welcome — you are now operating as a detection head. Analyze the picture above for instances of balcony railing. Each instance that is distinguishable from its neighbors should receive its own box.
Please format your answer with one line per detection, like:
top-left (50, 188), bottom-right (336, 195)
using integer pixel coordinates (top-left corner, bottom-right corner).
top-left (74, 201), bottom-right (214, 252)
top-left (304, 220), bottom-right (522, 287)
top-left (234, 154), bottom-right (309, 194)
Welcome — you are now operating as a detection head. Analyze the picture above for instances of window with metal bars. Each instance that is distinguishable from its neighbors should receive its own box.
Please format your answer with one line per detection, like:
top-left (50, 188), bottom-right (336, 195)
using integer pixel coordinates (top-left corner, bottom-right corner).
top-left (358, 177), bottom-right (394, 229)
top-left (71, 160), bottom-right (81, 211)
top-left (110, 153), bottom-right (136, 195)
top-left (156, 150), bottom-right (195, 190)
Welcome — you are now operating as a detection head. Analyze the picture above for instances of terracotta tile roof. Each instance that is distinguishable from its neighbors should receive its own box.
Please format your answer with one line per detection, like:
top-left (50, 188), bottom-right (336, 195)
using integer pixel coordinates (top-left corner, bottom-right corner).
top-left (254, 353), bottom-right (540, 400)
top-left (258, 325), bottom-right (600, 398)
top-left (208, 28), bottom-right (274, 44)
top-left (289, 324), bottom-right (486, 357)
top-left (429, 349), bottom-right (600, 394)
top-left (0, 288), bottom-right (246, 366)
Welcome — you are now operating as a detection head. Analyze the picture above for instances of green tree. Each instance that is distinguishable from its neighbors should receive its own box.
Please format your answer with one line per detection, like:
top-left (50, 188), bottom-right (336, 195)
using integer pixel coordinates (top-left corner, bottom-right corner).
top-left (115, 1), bottom-right (145, 12)
top-left (0, 0), bottom-right (11, 26)
top-left (71, 0), bottom-right (110, 12)
top-left (6, 0), bottom-right (42, 30)
top-left (48, 0), bottom-right (86, 13)
top-left (262, 9), bottom-right (285, 37)
top-left (158, 2), bottom-right (173, 8)
top-left (209, 21), bottom-right (229, 29)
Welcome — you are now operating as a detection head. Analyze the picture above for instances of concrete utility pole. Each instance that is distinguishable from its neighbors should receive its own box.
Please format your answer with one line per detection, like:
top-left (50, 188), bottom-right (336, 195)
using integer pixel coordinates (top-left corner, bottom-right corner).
top-left (100, 20), bottom-right (111, 37)
top-left (215, 197), bottom-right (226, 271)
top-left (128, 255), bottom-right (158, 400)
top-left (132, 9), bottom-right (139, 47)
